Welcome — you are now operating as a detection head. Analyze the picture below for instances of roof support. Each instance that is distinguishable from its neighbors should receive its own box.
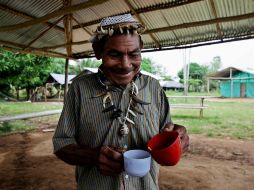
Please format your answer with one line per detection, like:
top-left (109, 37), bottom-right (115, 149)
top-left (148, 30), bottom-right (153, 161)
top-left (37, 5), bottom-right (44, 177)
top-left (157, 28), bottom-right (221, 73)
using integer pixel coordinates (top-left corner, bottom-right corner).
top-left (124, 0), bottom-right (161, 49)
top-left (63, 0), bottom-right (73, 98)
top-left (72, 15), bottom-right (93, 36)
top-left (230, 68), bottom-right (233, 98)
top-left (208, 0), bottom-right (223, 40)
top-left (35, 40), bottom-right (90, 51)
top-left (0, 0), bottom-right (109, 32)
top-left (0, 4), bottom-right (64, 32)
top-left (2, 45), bottom-right (68, 58)
top-left (23, 16), bottom-right (64, 50)
top-left (145, 12), bottom-right (254, 34)
top-left (73, 0), bottom-right (203, 29)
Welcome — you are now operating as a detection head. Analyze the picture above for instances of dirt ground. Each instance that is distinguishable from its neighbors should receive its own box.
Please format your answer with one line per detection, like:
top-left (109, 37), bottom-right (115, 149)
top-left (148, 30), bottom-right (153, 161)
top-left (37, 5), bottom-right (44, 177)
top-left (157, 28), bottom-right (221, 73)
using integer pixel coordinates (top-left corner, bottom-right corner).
top-left (0, 125), bottom-right (254, 190)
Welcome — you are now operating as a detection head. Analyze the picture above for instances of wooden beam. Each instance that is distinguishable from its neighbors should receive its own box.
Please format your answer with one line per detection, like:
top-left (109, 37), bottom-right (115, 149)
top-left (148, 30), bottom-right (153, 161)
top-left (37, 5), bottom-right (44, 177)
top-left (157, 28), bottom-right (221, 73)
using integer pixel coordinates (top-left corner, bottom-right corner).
top-left (0, 109), bottom-right (62, 122)
top-left (73, 0), bottom-right (203, 29)
top-left (207, 77), bottom-right (254, 80)
top-left (64, 58), bottom-right (69, 99)
top-left (0, 39), bottom-right (27, 48)
top-left (135, 0), bottom-right (203, 14)
top-left (63, 0), bottom-right (72, 98)
top-left (64, 14), bottom-right (72, 56)
top-left (145, 12), bottom-right (254, 34)
top-left (2, 45), bottom-right (68, 58)
top-left (23, 16), bottom-right (64, 50)
top-left (0, 3), bottom-right (64, 32)
top-left (209, 0), bottom-right (223, 40)
top-left (140, 35), bottom-right (254, 53)
top-left (0, 0), bottom-right (109, 32)
top-left (35, 40), bottom-right (90, 50)
top-left (124, 0), bottom-right (161, 49)
top-left (72, 15), bottom-right (93, 36)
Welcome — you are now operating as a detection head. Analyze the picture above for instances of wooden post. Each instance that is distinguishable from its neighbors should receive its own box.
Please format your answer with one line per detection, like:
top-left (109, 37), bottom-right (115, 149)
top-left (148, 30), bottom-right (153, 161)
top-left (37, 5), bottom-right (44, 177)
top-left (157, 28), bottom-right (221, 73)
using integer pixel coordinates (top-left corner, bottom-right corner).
top-left (63, 0), bottom-right (72, 102)
top-left (207, 78), bottom-right (210, 94)
top-left (230, 68), bottom-right (233, 98)
top-left (64, 58), bottom-right (69, 99)
top-left (58, 85), bottom-right (62, 102)
top-left (200, 97), bottom-right (204, 117)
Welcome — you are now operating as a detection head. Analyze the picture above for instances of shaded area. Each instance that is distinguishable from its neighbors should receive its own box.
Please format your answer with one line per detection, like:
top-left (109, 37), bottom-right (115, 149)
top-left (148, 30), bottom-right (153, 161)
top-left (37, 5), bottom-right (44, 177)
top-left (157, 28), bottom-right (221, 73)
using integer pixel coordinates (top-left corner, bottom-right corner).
top-left (1, 130), bottom-right (254, 190)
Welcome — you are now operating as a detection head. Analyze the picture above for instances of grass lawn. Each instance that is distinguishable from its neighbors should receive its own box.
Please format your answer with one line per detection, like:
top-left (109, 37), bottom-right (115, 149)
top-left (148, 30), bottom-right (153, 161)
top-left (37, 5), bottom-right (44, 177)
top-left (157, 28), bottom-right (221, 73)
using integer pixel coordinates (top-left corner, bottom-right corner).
top-left (0, 101), bottom-right (63, 135)
top-left (0, 97), bottom-right (254, 140)
top-left (0, 101), bottom-right (63, 115)
top-left (169, 98), bottom-right (254, 140)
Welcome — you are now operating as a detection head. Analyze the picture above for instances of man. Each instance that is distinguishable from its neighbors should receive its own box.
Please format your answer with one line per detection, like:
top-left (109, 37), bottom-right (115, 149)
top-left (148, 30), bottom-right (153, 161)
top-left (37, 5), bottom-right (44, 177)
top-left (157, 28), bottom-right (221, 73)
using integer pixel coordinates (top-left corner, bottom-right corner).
top-left (53, 14), bottom-right (189, 189)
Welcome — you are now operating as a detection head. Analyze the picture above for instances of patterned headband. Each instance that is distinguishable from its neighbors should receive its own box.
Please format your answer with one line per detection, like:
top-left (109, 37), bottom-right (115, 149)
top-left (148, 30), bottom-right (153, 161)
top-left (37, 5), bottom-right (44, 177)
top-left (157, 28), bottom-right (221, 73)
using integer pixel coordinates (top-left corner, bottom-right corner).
top-left (90, 13), bottom-right (145, 42)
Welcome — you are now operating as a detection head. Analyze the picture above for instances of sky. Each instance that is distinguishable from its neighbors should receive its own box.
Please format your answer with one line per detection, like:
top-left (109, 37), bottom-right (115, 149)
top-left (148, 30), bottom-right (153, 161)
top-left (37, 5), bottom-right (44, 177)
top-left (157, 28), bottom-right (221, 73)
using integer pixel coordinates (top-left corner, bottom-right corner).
top-left (142, 38), bottom-right (254, 78)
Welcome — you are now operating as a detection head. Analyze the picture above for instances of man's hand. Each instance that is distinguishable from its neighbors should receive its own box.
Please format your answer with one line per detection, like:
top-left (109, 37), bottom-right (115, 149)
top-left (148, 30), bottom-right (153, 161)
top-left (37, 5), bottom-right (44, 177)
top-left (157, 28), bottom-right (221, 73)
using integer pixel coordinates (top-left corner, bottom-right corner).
top-left (96, 146), bottom-right (123, 176)
top-left (164, 123), bottom-right (189, 153)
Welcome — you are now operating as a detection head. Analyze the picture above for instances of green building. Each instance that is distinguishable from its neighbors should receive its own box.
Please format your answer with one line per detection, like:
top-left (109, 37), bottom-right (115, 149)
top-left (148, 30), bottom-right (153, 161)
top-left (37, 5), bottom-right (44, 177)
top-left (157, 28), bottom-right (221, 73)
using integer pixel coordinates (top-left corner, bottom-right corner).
top-left (208, 67), bottom-right (254, 98)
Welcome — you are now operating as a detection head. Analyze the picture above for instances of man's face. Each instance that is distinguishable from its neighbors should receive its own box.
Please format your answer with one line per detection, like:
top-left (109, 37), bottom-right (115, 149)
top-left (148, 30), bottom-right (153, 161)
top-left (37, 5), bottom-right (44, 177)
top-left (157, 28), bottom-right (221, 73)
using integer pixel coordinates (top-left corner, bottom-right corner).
top-left (100, 34), bottom-right (142, 86)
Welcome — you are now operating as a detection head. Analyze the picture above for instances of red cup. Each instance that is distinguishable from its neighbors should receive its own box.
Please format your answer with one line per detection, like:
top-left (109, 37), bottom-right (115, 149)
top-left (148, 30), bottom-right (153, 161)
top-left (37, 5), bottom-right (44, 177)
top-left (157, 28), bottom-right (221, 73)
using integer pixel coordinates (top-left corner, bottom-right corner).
top-left (147, 131), bottom-right (181, 166)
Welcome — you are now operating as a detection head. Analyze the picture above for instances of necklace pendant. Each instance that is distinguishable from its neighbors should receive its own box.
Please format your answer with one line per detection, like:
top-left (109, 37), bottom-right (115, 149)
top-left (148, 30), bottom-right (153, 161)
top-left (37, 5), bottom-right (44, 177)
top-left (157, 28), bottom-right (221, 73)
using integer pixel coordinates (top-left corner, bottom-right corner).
top-left (119, 124), bottom-right (129, 136)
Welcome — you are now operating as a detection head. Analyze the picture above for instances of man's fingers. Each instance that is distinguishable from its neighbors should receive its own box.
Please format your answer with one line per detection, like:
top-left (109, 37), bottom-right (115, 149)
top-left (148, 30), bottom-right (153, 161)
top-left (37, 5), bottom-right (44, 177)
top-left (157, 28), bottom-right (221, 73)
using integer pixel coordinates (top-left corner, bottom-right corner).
top-left (173, 124), bottom-right (187, 137)
top-left (101, 146), bottom-right (123, 161)
top-left (181, 134), bottom-right (189, 153)
top-left (97, 146), bottom-right (124, 176)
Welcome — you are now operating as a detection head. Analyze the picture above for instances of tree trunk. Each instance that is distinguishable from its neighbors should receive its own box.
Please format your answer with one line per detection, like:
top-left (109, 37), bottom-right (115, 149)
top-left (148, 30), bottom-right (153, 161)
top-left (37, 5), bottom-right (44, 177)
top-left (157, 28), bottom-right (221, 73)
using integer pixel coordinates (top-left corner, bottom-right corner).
top-left (26, 88), bottom-right (30, 101)
top-left (16, 87), bottom-right (20, 100)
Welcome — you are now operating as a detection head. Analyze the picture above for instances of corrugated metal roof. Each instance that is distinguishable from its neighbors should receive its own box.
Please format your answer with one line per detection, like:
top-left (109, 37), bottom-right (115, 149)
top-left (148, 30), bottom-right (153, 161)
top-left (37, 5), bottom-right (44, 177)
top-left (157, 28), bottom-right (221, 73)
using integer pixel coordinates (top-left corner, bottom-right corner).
top-left (49, 73), bottom-right (76, 85)
top-left (208, 67), bottom-right (254, 78)
top-left (0, 0), bottom-right (253, 59)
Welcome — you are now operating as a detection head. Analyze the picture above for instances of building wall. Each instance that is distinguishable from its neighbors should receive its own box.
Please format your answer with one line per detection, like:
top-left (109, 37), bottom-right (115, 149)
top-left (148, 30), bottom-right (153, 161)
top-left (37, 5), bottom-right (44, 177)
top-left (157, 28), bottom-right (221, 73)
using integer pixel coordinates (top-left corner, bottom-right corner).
top-left (220, 72), bottom-right (254, 98)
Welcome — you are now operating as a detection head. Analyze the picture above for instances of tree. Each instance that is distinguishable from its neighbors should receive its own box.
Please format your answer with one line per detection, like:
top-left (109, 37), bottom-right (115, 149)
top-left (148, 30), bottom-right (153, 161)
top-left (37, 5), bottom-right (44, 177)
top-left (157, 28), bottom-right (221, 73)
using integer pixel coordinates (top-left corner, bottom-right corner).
top-left (141, 57), bottom-right (153, 73)
top-left (141, 57), bottom-right (169, 79)
top-left (178, 62), bottom-right (208, 92)
top-left (209, 56), bottom-right (222, 73)
top-left (50, 58), bottom-right (65, 74)
top-left (207, 56), bottom-right (222, 91)
top-left (0, 49), bottom-right (52, 100)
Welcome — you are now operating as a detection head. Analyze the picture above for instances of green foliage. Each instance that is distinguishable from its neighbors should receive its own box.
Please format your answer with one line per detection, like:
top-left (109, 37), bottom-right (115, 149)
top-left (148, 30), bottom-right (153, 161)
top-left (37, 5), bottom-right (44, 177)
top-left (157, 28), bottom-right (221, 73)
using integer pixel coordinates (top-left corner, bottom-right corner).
top-left (50, 58), bottom-right (65, 74)
top-left (166, 96), bottom-right (254, 140)
top-left (141, 57), bottom-right (169, 79)
top-left (0, 102), bottom-right (63, 135)
top-left (0, 49), bottom-right (52, 90)
top-left (0, 102), bottom-right (63, 116)
top-left (178, 62), bottom-right (209, 92)
top-left (0, 121), bottom-right (36, 135)
top-left (141, 57), bottom-right (153, 73)
top-left (209, 56), bottom-right (222, 74)
top-left (80, 58), bottom-right (101, 68)
top-left (1, 98), bottom-right (253, 139)
top-left (65, 58), bottom-right (102, 75)
top-left (177, 56), bottom-right (222, 92)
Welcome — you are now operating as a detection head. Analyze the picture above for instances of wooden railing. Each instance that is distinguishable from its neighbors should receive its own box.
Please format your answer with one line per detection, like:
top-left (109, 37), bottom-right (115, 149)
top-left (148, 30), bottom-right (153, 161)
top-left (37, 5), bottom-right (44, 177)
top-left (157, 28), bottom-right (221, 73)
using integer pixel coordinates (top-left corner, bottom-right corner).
top-left (0, 109), bottom-right (62, 122)
top-left (167, 96), bottom-right (216, 117)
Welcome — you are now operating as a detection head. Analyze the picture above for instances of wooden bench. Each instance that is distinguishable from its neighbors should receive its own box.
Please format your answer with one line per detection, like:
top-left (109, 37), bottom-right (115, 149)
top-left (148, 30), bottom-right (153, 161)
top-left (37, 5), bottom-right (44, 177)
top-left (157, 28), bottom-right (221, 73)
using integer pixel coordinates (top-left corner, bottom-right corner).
top-left (167, 96), bottom-right (213, 117)
top-left (0, 109), bottom-right (62, 122)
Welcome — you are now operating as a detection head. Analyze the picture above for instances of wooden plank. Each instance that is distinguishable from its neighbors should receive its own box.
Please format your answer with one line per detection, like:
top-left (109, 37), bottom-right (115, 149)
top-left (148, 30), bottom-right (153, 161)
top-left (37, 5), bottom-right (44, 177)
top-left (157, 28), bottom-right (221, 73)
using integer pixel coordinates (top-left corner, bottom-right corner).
top-left (0, 109), bottom-right (62, 122)
top-left (167, 96), bottom-right (216, 98)
top-left (171, 105), bottom-right (208, 109)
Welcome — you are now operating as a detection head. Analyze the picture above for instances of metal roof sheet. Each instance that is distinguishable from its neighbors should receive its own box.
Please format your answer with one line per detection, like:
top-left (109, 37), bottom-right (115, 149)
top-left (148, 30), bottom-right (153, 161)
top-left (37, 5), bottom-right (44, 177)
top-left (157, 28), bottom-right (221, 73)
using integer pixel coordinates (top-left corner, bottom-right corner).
top-left (208, 67), bottom-right (254, 78)
top-left (0, 0), bottom-right (253, 59)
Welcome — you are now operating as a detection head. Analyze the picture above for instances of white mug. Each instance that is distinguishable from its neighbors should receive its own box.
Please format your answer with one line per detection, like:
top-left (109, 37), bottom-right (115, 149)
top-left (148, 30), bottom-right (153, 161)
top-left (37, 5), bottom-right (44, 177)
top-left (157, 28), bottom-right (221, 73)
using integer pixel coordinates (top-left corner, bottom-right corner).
top-left (123, 149), bottom-right (151, 177)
